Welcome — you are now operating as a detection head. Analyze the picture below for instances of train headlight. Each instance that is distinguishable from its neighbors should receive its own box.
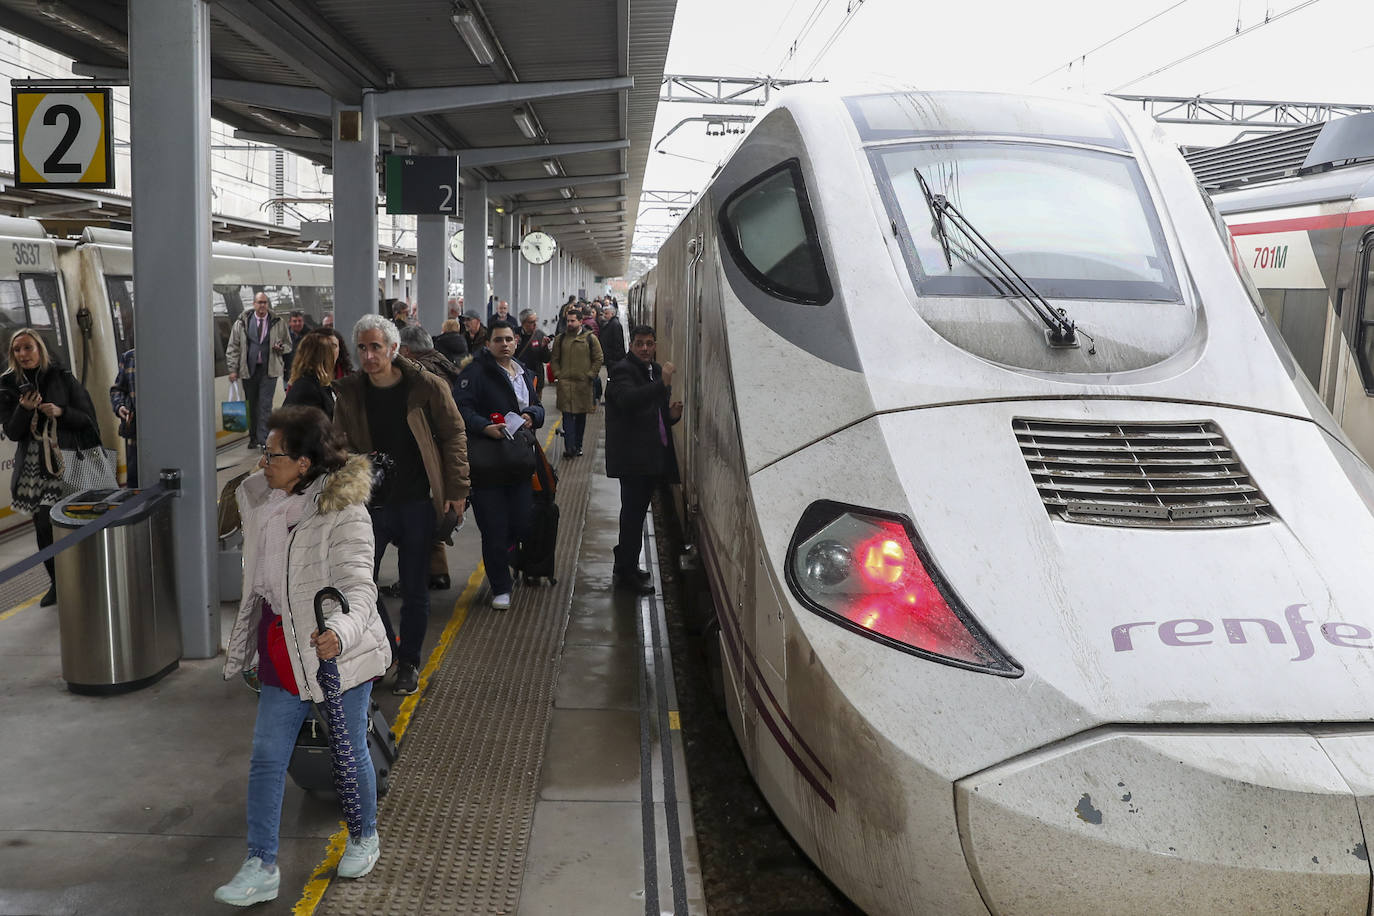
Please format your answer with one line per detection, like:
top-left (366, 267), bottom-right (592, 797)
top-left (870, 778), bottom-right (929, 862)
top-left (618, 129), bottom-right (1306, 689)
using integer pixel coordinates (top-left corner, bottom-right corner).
top-left (786, 501), bottom-right (1021, 677)
top-left (803, 539), bottom-right (853, 587)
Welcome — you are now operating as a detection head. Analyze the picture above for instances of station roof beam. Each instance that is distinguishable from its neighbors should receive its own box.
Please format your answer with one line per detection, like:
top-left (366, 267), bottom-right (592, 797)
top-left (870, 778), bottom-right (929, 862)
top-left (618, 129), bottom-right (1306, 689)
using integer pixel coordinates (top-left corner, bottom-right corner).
top-left (660, 74), bottom-right (817, 106)
top-left (488, 172), bottom-right (630, 195)
top-left (1112, 94), bottom-right (1374, 128)
top-left (511, 195), bottom-right (628, 215)
top-left (459, 140), bottom-right (630, 169)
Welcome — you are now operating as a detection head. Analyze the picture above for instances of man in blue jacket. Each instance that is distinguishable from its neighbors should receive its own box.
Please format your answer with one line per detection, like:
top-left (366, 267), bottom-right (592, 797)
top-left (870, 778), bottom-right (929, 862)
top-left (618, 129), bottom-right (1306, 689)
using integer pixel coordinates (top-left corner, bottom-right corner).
top-left (455, 324), bottom-right (545, 609)
top-left (603, 325), bottom-right (682, 595)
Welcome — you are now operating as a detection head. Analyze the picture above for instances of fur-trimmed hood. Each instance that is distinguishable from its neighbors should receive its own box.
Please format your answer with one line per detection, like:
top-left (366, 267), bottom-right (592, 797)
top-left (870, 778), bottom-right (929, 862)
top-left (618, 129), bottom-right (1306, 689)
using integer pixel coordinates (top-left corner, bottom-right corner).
top-left (237, 453), bottom-right (373, 517)
top-left (317, 453), bottom-right (373, 514)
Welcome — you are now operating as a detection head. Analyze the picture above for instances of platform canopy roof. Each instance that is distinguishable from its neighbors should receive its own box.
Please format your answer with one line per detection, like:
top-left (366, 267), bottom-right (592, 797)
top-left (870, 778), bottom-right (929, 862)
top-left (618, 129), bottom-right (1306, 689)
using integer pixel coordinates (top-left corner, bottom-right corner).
top-left (0, 0), bottom-right (678, 276)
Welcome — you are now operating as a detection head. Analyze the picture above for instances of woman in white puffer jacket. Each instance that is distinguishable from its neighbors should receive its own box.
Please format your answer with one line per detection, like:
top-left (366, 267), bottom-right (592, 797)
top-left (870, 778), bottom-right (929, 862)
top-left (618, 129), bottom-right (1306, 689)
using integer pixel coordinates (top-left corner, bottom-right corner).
top-left (216, 406), bottom-right (391, 908)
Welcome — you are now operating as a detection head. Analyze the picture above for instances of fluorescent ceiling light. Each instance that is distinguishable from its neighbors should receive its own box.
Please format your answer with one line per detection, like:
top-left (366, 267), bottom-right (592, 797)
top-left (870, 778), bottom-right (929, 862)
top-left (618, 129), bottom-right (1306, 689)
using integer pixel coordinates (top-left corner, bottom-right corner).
top-left (542, 159), bottom-right (559, 176)
top-left (450, 7), bottom-right (496, 66)
top-left (512, 107), bottom-right (538, 140)
top-left (37, 1), bottom-right (128, 52)
top-left (570, 206), bottom-right (581, 214)
top-left (559, 188), bottom-right (573, 199)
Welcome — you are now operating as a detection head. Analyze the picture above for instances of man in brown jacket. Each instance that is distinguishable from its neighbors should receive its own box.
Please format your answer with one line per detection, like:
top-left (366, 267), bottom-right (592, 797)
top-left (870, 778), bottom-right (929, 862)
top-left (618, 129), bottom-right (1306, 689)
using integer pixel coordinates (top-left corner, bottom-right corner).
top-left (334, 314), bottom-right (470, 696)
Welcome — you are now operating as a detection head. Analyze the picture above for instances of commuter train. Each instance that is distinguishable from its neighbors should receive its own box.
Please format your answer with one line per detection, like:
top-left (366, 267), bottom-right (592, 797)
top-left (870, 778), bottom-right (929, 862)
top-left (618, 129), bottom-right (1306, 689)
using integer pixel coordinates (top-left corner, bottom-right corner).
top-left (0, 217), bottom-right (333, 530)
top-left (631, 86), bottom-right (1374, 914)
top-left (1208, 150), bottom-right (1374, 463)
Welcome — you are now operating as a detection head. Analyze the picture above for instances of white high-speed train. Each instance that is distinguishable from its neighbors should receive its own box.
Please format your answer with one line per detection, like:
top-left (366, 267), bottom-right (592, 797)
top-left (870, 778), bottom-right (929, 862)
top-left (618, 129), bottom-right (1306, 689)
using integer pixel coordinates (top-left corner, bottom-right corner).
top-left (632, 86), bottom-right (1374, 914)
top-left (0, 217), bottom-right (333, 531)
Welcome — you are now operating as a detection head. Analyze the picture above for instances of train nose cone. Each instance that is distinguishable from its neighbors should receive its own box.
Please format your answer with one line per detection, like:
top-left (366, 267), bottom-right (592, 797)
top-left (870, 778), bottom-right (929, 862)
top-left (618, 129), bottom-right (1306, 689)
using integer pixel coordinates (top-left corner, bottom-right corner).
top-left (956, 731), bottom-right (1371, 915)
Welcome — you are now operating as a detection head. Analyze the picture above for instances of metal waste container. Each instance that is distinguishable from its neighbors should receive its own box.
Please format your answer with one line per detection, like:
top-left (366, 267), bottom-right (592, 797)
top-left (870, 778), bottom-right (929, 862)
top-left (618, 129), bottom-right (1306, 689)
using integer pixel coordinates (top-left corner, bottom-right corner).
top-left (52, 487), bottom-right (180, 694)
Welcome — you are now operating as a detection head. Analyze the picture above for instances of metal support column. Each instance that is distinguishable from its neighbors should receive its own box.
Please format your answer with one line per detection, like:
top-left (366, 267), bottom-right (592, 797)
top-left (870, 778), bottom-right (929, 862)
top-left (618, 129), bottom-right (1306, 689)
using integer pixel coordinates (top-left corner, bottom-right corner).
top-left (520, 234), bottom-right (532, 315)
top-left (505, 215), bottom-right (520, 313)
top-left (128, 0), bottom-right (216, 657)
top-left (416, 214), bottom-right (447, 327)
top-left (463, 180), bottom-right (489, 314)
top-left (333, 95), bottom-right (379, 338)
top-left (492, 215), bottom-right (512, 307)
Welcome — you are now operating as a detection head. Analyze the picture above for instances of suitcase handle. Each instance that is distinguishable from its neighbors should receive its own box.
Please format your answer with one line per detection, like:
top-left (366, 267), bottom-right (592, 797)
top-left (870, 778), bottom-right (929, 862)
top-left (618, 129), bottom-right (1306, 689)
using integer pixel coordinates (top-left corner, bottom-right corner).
top-left (313, 586), bottom-right (351, 635)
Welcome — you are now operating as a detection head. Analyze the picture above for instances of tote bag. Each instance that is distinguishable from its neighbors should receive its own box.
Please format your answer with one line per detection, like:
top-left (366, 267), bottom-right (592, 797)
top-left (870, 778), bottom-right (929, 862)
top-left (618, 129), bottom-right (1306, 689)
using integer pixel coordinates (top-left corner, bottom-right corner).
top-left (60, 445), bottom-right (118, 492)
top-left (222, 380), bottom-right (249, 432)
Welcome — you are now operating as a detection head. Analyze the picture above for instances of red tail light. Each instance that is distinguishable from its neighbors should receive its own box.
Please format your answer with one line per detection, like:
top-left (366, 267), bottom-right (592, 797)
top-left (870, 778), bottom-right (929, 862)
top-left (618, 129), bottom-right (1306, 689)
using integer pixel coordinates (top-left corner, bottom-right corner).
top-left (787, 502), bottom-right (1019, 676)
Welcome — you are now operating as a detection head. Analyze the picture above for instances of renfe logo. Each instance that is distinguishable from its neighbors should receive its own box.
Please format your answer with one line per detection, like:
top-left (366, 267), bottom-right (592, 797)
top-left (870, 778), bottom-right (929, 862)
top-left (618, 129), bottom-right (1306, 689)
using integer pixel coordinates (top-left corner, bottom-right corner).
top-left (1112, 604), bottom-right (1372, 662)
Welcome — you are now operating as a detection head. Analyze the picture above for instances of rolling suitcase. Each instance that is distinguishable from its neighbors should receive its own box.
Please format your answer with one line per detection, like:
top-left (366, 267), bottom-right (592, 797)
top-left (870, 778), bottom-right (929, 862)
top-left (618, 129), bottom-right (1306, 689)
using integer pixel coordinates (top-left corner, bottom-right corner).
top-left (288, 698), bottom-right (399, 798)
top-left (516, 443), bottom-right (559, 585)
top-left (516, 496), bottom-right (560, 585)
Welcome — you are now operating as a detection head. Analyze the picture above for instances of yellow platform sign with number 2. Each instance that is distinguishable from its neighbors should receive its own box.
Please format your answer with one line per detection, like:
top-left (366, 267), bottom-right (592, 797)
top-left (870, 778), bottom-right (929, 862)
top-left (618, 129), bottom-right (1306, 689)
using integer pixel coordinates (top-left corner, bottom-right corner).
top-left (12, 89), bottom-right (114, 188)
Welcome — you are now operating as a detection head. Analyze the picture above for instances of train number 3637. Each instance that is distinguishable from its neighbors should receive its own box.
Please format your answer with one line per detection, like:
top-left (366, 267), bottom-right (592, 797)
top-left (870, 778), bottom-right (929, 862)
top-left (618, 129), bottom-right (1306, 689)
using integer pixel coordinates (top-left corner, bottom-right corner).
top-left (12, 242), bottom-right (40, 266)
top-left (1252, 245), bottom-right (1288, 270)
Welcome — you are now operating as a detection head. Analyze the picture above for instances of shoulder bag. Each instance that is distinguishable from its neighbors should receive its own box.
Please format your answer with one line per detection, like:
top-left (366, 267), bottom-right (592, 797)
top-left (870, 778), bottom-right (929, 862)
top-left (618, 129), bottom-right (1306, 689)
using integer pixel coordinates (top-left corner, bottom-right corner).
top-left (468, 425), bottom-right (538, 488)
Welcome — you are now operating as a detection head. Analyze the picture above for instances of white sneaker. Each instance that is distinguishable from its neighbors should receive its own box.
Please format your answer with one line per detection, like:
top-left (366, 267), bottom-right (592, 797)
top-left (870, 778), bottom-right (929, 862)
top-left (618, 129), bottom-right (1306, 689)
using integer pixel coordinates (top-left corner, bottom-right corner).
top-left (213, 856), bottom-right (280, 906)
top-left (492, 592), bottom-right (511, 610)
top-left (338, 833), bottom-right (381, 878)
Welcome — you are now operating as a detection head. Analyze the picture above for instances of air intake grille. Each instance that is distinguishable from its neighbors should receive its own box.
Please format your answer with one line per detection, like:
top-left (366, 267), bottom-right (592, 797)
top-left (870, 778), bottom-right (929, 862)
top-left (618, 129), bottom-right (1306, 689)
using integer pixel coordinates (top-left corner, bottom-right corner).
top-left (1014, 418), bottom-right (1274, 528)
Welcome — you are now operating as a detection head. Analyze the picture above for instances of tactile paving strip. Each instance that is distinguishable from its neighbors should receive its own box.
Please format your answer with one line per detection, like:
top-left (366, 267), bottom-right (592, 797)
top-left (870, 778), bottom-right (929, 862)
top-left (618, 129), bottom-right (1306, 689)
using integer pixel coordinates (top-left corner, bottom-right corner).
top-left (0, 558), bottom-right (50, 611)
top-left (319, 412), bottom-right (601, 916)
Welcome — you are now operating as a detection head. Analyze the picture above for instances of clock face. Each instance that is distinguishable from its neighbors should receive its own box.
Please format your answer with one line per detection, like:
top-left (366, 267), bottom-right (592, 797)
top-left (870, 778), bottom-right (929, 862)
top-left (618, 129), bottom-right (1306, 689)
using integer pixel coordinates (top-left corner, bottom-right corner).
top-left (521, 231), bottom-right (556, 265)
top-left (449, 230), bottom-right (464, 262)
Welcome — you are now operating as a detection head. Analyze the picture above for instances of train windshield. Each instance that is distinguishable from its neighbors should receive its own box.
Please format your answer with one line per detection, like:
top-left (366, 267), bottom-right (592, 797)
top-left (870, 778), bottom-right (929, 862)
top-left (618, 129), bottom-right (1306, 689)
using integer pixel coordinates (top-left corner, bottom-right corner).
top-left (873, 141), bottom-right (1181, 302)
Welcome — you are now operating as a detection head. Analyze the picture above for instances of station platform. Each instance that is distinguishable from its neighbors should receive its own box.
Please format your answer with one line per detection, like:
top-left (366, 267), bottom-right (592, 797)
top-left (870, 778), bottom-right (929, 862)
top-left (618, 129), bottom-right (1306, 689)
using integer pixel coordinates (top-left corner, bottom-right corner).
top-left (0, 408), bottom-right (703, 915)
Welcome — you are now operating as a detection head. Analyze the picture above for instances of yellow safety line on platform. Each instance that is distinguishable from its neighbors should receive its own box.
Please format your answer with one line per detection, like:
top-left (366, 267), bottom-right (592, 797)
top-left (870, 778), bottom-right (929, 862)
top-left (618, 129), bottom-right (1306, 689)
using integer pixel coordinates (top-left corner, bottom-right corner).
top-left (293, 565), bottom-right (484, 915)
top-left (668, 711), bottom-right (681, 730)
top-left (0, 592), bottom-right (42, 622)
top-left (294, 416), bottom-right (562, 914)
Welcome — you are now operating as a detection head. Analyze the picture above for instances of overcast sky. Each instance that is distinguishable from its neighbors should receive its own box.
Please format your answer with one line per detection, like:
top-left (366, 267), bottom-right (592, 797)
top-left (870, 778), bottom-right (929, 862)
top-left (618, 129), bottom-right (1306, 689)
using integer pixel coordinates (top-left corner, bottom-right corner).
top-left (635, 0), bottom-right (1374, 253)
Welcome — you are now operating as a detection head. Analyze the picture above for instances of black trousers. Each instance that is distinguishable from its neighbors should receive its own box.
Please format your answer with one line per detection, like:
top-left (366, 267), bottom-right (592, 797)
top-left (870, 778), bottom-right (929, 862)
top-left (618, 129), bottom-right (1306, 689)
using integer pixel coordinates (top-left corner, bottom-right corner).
top-left (34, 504), bottom-right (54, 582)
top-left (614, 475), bottom-right (657, 574)
top-left (243, 363), bottom-right (277, 446)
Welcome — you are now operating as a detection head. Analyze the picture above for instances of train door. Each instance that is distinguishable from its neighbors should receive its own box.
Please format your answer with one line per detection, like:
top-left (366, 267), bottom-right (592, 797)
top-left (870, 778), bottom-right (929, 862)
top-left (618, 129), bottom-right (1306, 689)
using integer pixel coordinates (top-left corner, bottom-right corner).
top-left (104, 274), bottom-right (134, 355)
top-left (682, 223), bottom-right (707, 517)
top-left (3, 274), bottom-right (70, 368)
top-left (1343, 232), bottom-right (1374, 460)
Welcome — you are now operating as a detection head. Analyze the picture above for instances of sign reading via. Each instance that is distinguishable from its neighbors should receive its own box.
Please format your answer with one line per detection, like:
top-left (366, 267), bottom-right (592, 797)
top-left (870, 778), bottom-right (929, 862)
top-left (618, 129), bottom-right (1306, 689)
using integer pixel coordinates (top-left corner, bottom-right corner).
top-left (11, 88), bottom-right (115, 189)
top-left (385, 155), bottom-right (459, 215)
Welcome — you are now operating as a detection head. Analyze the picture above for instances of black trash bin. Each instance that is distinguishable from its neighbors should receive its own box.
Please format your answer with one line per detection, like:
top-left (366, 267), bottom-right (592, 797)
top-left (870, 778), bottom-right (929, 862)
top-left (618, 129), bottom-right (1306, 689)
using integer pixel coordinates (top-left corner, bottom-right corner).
top-left (51, 487), bottom-right (180, 694)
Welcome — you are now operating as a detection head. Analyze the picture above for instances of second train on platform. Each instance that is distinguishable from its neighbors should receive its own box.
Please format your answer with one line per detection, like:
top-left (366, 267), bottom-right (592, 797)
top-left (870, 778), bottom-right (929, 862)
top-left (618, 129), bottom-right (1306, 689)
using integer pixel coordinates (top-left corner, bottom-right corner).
top-left (0, 219), bottom-right (332, 529)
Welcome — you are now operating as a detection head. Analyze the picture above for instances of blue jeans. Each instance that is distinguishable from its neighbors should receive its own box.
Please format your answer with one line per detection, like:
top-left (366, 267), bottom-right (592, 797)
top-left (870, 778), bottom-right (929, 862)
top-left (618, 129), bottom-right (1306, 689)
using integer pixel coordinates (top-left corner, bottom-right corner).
top-left (371, 500), bottom-right (435, 667)
top-left (246, 682), bottom-right (376, 865)
top-left (469, 483), bottom-right (533, 595)
top-left (564, 412), bottom-right (587, 453)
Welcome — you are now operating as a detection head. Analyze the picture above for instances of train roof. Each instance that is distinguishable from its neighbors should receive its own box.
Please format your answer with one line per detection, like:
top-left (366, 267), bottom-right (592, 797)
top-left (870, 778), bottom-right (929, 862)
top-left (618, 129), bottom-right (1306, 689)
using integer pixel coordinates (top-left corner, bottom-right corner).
top-left (1210, 160), bottom-right (1374, 215)
top-left (80, 226), bottom-right (331, 267)
top-left (0, 215), bottom-right (51, 240)
top-left (1187, 112), bottom-right (1374, 209)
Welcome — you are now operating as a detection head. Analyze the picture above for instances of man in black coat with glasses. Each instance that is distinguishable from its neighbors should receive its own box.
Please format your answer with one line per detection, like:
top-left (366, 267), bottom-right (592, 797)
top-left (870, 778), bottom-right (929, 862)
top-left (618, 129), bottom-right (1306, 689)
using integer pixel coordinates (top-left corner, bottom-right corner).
top-left (603, 324), bottom-right (682, 595)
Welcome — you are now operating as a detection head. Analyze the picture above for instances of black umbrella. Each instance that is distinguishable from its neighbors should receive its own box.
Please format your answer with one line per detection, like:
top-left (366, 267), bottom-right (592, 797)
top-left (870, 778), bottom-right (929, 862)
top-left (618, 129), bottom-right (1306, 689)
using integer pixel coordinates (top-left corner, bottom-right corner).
top-left (313, 586), bottom-right (363, 837)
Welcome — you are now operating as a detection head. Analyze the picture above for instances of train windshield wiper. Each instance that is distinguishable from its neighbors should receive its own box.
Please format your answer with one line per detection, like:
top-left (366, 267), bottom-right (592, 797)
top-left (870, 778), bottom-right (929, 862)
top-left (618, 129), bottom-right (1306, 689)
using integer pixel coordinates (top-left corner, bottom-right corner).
top-left (912, 168), bottom-right (1088, 350)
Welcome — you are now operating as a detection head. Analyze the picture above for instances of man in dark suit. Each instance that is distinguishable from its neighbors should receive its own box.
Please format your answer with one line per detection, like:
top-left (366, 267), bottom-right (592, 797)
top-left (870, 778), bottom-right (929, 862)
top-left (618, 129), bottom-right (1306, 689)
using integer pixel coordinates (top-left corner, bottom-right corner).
top-left (603, 325), bottom-right (682, 595)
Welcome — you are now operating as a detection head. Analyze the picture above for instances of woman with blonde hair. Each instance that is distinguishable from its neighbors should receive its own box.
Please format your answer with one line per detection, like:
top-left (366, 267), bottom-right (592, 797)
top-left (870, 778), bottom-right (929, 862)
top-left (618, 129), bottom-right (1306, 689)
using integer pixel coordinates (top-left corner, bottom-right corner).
top-left (0, 329), bottom-right (105, 606)
top-left (282, 333), bottom-right (337, 419)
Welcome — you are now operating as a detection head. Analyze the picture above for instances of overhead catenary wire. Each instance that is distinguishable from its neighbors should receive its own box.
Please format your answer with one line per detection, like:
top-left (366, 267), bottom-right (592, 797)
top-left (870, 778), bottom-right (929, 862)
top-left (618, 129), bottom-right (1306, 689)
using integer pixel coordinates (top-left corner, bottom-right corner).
top-left (800, 0), bottom-right (869, 79)
top-left (1111, 0), bottom-right (1325, 91)
top-left (774, 0), bottom-right (836, 75)
top-left (1029, 0), bottom-right (1194, 86)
